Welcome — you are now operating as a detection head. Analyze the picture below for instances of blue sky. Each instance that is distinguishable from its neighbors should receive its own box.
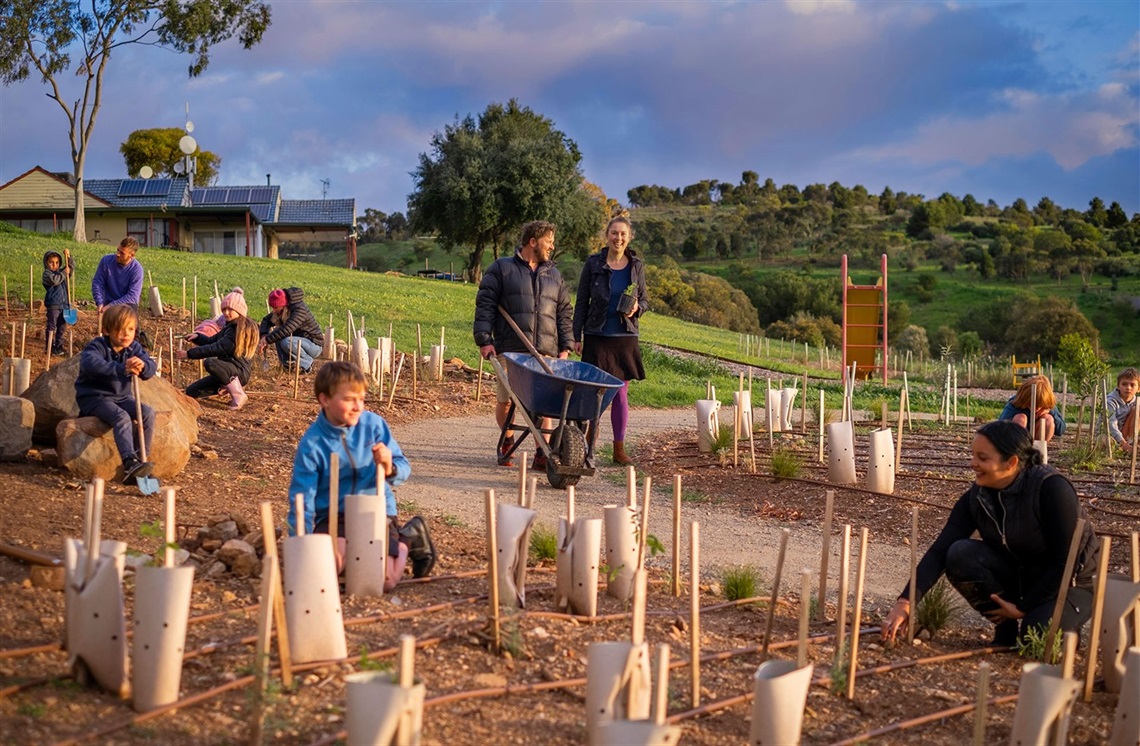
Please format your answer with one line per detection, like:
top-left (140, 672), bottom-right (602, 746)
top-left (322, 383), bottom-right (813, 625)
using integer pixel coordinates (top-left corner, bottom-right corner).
top-left (1, 0), bottom-right (1137, 217)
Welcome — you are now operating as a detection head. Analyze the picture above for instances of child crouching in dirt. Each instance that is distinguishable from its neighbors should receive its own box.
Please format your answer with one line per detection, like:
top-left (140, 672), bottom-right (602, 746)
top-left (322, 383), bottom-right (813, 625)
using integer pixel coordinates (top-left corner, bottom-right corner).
top-left (175, 288), bottom-right (258, 410)
top-left (75, 305), bottom-right (156, 485)
top-left (1100, 367), bottom-right (1139, 452)
top-left (286, 361), bottom-right (435, 588)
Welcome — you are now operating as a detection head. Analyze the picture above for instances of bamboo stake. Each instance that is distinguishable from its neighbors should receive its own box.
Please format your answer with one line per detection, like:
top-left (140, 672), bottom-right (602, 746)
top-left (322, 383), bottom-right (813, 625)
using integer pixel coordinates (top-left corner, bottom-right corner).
top-left (1082, 536), bottom-right (1112, 701)
top-left (292, 339), bottom-right (301, 400)
top-left (903, 372), bottom-right (912, 429)
top-left (1130, 409), bottom-right (1138, 485)
top-left (654, 644), bottom-right (670, 726)
top-left (8, 321), bottom-right (14, 357)
top-left (1060, 374), bottom-right (1068, 419)
top-left (163, 487), bottom-right (176, 568)
top-left (486, 489), bottom-right (501, 652)
top-left (259, 501), bottom-right (292, 688)
top-left (518, 451), bottom-right (528, 506)
top-left (328, 453), bottom-right (339, 568)
top-left (399, 634), bottom-right (415, 689)
top-left (294, 494), bottom-right (305, 536)
top-left (181, 278), bottom-right (186, 315)
top-left (761, 528), bottom-right (790, 662)
top-left (44, 330), bottom-right (53, 370)
top-left (566, 485), bottom-right (575, 530)
top-left (846, 527), bottom-right (869, 699)
top-left (68, 328), bottom-right (72, 357)
top-left (908, 507), bottom-right (919, 644)
top-left (386, 353), bottom-right (405, 411)
top-left (249, 552), bottom-right (278, 746)
top-left (798, 568), bottom-right (811, 668)
top-left (972, 662), bottom-right (989, 746)
top-left (672, 475), bottom-right (682, 597)
top-left (168, 328), bottom-right (176, 388)
top-left (689, 521), bottom-right (700, 709)
top-left (1043, 518), bottom-right (1086, 659)
top-left (411, 346), bottom-right (418, 400)
top-left (637, 476), bottom-right (652, 571)
top-left (816, 489), bottom-right (834, 622)
top-left (20, 321), bottom-right (26, 359)
top-left (835, 525), bottom-right (851, 656)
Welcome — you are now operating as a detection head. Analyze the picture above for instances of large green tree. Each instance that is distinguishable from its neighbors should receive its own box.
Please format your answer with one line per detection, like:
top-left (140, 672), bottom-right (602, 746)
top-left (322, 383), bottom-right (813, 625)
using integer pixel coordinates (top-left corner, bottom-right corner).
top-left (120, 127), bottom-right (221, 185)
top-left (0, 0), bottom-right (271, 241)
top-left (408, 100), bottom-right (585, 282)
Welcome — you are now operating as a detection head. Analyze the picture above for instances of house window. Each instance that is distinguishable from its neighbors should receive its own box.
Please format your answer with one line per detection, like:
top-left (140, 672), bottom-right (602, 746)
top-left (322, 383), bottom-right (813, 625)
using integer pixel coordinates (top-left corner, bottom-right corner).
top-left (3, 218), bottom-right (74, 234)
top-left (126, 219), bottom-right (149, 247)
top-left (193, 230), bottom-right (239, 255)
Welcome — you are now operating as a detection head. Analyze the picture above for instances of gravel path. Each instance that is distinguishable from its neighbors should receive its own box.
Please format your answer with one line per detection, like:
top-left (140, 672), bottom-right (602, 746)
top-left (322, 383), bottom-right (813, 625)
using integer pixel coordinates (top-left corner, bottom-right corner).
top-left (396, 407), bottom-right (912, 606)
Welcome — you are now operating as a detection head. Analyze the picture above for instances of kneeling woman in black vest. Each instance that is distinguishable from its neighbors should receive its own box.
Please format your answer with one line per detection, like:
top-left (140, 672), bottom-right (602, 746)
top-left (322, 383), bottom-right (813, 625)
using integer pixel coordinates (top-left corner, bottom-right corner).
top-left (881, 419), bottom-right (1098, 647)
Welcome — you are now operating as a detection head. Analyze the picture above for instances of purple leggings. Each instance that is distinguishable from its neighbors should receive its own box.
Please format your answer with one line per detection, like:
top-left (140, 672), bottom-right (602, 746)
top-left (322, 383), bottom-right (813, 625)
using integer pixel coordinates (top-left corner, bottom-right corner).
top-left (611, 382), bottom-right (629, 442)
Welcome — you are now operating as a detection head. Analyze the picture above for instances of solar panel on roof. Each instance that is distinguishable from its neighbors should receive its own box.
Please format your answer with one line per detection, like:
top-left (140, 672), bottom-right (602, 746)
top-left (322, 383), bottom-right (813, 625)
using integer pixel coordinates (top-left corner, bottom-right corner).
top-left (197, 188), bottom-right (226, 204)
top-left (225, 188), bottom-right (253, 204)
top-left (117, 180), bottom-right (147, 197)
top-left (249, 187), bottom-right (275, 203)
top-left (143, 179), bottom-right (171, 196)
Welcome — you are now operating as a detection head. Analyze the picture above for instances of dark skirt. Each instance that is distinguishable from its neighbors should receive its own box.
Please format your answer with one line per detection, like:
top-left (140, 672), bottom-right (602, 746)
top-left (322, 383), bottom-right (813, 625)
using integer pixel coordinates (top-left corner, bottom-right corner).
top-left (582, 334), bottom-right (645, 382)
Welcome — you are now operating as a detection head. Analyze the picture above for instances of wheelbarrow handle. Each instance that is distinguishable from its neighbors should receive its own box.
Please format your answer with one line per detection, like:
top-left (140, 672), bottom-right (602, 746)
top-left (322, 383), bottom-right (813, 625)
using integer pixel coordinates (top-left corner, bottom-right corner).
top-left (497, 306), bottom-right (556, 376)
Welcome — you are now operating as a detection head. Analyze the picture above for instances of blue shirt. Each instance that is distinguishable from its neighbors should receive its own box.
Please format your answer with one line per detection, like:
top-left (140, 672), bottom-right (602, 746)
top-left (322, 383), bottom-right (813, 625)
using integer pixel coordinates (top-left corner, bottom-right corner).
top-left (599, 264), bottom-right (634, 336)
top-left (91, 254), bottom-right (143, 308)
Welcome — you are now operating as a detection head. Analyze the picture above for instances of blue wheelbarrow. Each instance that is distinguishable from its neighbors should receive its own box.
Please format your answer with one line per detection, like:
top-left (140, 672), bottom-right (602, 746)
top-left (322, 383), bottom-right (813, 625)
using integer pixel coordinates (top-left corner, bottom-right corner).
top-left (488, 352), bottom-right (623, 488)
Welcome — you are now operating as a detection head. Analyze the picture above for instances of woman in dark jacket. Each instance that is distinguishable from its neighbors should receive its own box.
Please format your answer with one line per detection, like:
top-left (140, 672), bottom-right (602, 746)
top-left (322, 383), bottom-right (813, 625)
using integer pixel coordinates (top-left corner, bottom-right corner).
top-left (881, 420), bottom-right (1097, 647)
top-left (176, 288), bottom-right (259, 409)
top-left (572, 216), bottom-right (649, 465)
top-left (258, 287), bottom-right (325, 373)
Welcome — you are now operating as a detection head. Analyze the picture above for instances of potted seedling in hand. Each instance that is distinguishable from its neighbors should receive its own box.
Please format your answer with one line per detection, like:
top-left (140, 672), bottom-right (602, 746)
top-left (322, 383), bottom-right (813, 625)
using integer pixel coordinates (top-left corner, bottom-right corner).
top-left (617, 284), bottom-right (638, 317)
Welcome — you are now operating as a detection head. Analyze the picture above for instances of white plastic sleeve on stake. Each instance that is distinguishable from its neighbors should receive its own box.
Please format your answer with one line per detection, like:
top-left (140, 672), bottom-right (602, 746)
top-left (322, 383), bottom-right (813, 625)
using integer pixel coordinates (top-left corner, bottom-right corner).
top-left (282, 533), bottom-right (347, 664)
top-left (344, 493), bottom-right (387, 598)
top-left (604, 504), bottom-right (639, 601)
top-left (748, 660), bottom-right (813, 746)
top-left (866, 428), bottom-right (896, 494)
top-left (826, 422), bottom-right (857, 485)
top-left (1098, 572), bottom-right (1140, 694)
top-left (132, 562), bottom-right (193, 712)
top-left (1110, 648), bottom-right (1140, 745)
top-left (1008, 663), bottom-right (1080, 746)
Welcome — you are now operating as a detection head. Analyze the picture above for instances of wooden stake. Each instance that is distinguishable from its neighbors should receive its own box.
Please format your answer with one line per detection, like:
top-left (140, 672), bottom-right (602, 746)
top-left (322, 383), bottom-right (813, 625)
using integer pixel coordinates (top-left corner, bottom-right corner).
top-left (846, 527), bottom-right (869, 700)
top-left (626, 465), bottom-right (636, 508)
top-left (486, 489), bottom-right (501, 651)
top-left (28, 264), bottom-right (33, 319)
top-left (972, 663), bottom-right (989, 746)
top-left (8, 321), bottom-right (14, 357)
top-left (766, 378), bottom-right (774, 449)
top-left (654, 644), bottom-right (670, 726)
top-left (631, 569), bottom-right (647, 645)
top-left (476, 354), bottom-right (484, 402)
top-left (816, 489), bottom-right (834, 622)
top-left (328, 453), bottom-right (339, 567)
top-left (411, 346), bottom-right (418, 400)
top-left (294, 493), bottom-right (305, 536)
top-left (181, 277), bottom-right (186, 314)
top-left (292, 339), bottom-right (301, 400)
top-left (1131, 531), bottom-right (1140, 646)
top-left (798, 568), bottom-right (811, 668)
top-left (2, 275), bottom-right (7, 316)
top-left (818, 388), bottom-right (825, 462)
top-left (44, 330), bottom-right (53, 370)
top-left (672, 475), bottom-right (682, 597)
top-left (518, 451), bottom-right (528, 506)
top-left (386, 353), bottom-right (405, 411)
top-left (566, 485), bottom-right (575, 527)
top-left (399, 635), bottom-right (415, 689)
top-left (1043, 517), bottom-right (1086, 659)
top-left (836, 525), bottom-right (851, 655)
top-left (801, 370), bottom-right (809, 434)
top-left (168, 328), bottom-right (176, 388)
top-left (733, 372), bottom-right (741, 468)
top-left (249, 552), bottom-right (278, 746)
top-left (1082, 536), bottom-right (1112, 701)
top-left (908, 507), bottom-right (919, 644)
top-left (20, 321), bottom-right (26, 359)
top-left (1061, 630), bottom-right (1078, 682)
top-left (761, 528), bottom-right (790, 662)
top-left (163, 487), bottom-right (176, 568)
top-left (527, 476), bottom-right (537, 511)
top-left (689, 521), bottom-right (700, 709)
top-left (259, 501), bottom-right (292, 688)
top-left (637, 476), bottom-right (652, 571)
top-left (895, 388), bottom-right (906, 472)
top-left (192, 276), bottom-right (197, 329)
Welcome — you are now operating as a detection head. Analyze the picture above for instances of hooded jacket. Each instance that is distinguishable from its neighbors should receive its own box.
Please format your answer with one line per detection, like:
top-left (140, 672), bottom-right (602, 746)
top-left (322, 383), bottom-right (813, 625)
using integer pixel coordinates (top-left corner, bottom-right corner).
top-left (905, 464), bottom-right (1097, 613)
top-left (75, 336), bottom-right (157, 405)
top-left (473, 251), bottom-right (572, 356)
top-left (42, 251), bottom-right (73, 309)
top-left (258, 287), bottom-right (324, 346)
top-left (573, 248), bottom-right (649, 339)
top-left (186, 321), bottom-right (254, 381)
top-left (286, 410), bottom-right (411, 535)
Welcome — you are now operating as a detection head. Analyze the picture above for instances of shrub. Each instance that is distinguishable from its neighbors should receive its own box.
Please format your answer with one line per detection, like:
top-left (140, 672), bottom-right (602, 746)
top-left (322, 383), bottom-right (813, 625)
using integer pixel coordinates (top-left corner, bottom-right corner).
top-left (769, 447), bottom-right (802, 479)
top-left (914, 578), bottom-right (962, 637)
top-left (721, 565), bottom-right (761, 601)
top-left (529, 524), bottom-right (558, 563)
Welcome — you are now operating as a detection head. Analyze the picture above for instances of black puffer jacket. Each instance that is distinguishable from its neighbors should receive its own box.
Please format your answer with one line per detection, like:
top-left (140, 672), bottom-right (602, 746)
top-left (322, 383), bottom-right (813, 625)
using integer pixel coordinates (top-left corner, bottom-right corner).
top-left (573, 248), bottom-right (649, 340)
top-left (907, 465), bottom-right (1098, 612)
top-left (186, 322), bottom-right (253, 382)
top-left (473, 252), bottom-right (572, 357)
top-left (259, 287), bottom-right (324, 346)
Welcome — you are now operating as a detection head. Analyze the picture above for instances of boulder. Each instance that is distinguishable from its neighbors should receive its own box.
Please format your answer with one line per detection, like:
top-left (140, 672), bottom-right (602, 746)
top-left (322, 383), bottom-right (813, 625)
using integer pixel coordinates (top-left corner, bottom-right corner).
top-left (0, 395), bottom-right (34, 460)
top-left (21, 354), bottom-right (201, 445)
top-left (55, 412), bottom-right (191, 480)
top-left (216, 539), bottom-right (256, 569)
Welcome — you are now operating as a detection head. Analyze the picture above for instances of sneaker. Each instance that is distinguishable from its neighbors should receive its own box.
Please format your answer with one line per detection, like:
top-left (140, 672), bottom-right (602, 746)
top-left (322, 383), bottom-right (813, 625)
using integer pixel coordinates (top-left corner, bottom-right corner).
top-left (532, 450), bottom-right (548, 471)
top-left (399, 516), bottom-right (436, 578)
top-left (122, 458), bottom-right (154, 486)
top-left (498, 436), bottom-right (515, 467)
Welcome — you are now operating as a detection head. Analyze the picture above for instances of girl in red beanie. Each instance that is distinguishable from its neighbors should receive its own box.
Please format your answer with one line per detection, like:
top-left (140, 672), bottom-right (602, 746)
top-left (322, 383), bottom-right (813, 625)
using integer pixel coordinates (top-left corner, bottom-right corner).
top-left (176, 288), bottom-right (259, 409)
top-left (257, 287), bottom-right (325, 373)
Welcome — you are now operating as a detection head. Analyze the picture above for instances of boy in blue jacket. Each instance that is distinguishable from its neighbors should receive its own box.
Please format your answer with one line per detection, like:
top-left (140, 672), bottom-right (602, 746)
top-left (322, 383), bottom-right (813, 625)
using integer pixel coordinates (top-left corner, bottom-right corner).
top-left (42, 249), bottom-right (73, 356)
top-left (286, 361), bottom-right (435, 588)
top-left (75, 304), bottom-right (156, 485)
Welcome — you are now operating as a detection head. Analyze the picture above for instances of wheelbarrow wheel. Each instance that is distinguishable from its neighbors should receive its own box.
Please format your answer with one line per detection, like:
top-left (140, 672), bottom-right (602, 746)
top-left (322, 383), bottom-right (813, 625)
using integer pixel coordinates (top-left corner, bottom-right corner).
top-left (546, 425), bottom-right (585, 489)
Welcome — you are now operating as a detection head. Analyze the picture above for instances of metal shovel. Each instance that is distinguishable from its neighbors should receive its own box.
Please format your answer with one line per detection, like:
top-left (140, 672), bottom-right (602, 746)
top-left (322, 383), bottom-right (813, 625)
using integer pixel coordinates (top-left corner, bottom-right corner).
top-left (131, 375), bottom-right (161, 496)
top-left (63, 256), bottom-right (77, 325)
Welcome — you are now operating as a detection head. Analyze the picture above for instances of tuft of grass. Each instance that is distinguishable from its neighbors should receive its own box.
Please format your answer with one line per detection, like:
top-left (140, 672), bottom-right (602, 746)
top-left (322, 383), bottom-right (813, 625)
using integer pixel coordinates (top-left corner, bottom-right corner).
top-left (440, 514), bottom-right (466, 528)
top-left (680, 489), bottom-right (707, 503)
top-left (529, 524), bottom-right (558, 563)
top-left (1056, 442), bottom-right (1103, 473)
top-left (17, 702), bottom-right (45, 718)
top-left (829, 643), bottom-right (849, 695)
top-left (720, 565), bottom-right (761, 602)
top-left (1016, 624), bottom-right (1063, 662)
top-left (769, 447), bottom-right (803, 479)
top-left (914, 578), bottom-right (962, 638)
top-left (357, 646), bottom-right (395, 673)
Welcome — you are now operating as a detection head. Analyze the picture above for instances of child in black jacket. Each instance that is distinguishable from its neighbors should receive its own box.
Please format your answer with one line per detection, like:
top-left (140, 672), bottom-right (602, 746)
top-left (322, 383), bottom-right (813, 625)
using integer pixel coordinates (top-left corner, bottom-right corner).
top-left (75, 305), bottom-right (156, 485)
top-left (42, 249), bottom-right (73, 355)
top-left (176, 288), bottom-right (259, 410)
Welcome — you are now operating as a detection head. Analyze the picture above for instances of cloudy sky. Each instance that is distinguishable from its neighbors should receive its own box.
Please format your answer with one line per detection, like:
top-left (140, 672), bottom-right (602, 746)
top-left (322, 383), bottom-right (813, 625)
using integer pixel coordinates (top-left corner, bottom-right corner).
top-left (1, 0), bottom-right (1137, 216)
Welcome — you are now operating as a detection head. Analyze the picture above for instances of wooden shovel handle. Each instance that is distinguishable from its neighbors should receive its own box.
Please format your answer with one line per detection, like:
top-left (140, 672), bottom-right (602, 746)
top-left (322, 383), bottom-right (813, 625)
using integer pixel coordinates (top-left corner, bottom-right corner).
top-left (496, 306), bottom-right (555, 375)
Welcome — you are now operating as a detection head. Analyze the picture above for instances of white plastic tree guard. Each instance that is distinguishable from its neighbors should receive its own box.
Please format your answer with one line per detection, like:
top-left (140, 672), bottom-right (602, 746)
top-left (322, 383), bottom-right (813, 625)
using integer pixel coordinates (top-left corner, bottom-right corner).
top-left (208, 295), bottom-right (221, 319)
top-left (596, 721), bottom-right (681, 746)
top-left (696, 399), bottom-right (720, 452)
top-left (1, 357), bottom-right (31, 396)
top-left (1100, 575), bottom-right (1140, 693)
top-left (779, 388), bottom-right (797, 431)
top-left (377, 337), bottom-right (394, 377)
top-left (346, 672), bottom-right (425, 745)
top-left (586, 641), bottom-right (652, 746)
top-left (429, 345), bottom-right (445, 381)
top-left (748, 659), bottom-right (814, 746)
top-left (132, 563), bottom-right (193, 711)
top-left (63, 537), bottom-right (129, 697)
top-left (734, 390), bottom-right (753, 435)
top-left (321, 327), bottom-right (336, 359)
top-left (1109, 646), bottom-right (1139, 746)
top-left (351, 337), bottom-right (371, 376)
top-left (556, 517), bottom-right (602, 617)
top-left (826, 422), bottom-right (857, 485)
top-left (345, 493), bottom-right (388, 598)
top-left (1034, 438), bottom-right (1049, 465)
top-left (496, 502), bottom-right (537, 609)
top-left (866, 428), bottom-right (896, 494)
top-left (767, 389), bottom-right (783, 434)
top-left (1008, 662), bottom-right (1079, 746)
top-left (604, 505), bottom-right (639, 601)
top-left (147, 283), bottom-right (163, 317)
top-left (283, 533), bottom-right (348, 664)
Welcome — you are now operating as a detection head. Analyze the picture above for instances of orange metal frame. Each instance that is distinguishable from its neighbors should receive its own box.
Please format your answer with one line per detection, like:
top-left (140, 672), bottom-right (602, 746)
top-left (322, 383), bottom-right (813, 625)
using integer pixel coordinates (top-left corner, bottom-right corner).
top-left (841, 254), bottom-right (888, 383)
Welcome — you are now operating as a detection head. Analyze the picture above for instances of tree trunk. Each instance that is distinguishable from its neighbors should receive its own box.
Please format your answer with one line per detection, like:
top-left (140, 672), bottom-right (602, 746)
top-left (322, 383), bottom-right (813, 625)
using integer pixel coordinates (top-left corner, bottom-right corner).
top-left (72, 169), bottom-right (87, 242)
top-left (467, 239), bottom-right (486, 285)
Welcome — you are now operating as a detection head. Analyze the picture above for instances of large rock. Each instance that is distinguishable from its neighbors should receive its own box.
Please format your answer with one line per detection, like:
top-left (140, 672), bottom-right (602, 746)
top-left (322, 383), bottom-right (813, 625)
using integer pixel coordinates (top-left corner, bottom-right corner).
top-left (21, 354), bottom-right (200, 445)
top-left (0, 395), bottom-right (34, 460)
top-left (56, 412), bottom-right (192, 480)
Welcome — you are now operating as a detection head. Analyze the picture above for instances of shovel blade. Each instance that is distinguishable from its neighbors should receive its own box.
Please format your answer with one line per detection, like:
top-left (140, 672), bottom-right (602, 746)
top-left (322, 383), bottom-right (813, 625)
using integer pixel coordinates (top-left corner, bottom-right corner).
top-left (63, 309), bottom-right (78, 325)
top-left (136, 475), bottom-right (160, 496)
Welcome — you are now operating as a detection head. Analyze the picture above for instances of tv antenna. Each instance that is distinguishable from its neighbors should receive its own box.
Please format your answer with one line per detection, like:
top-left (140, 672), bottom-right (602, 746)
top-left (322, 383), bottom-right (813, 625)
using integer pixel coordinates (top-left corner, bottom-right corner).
top-left (321, 178), bottom-right (330, 199)
top-left (176, 102), bottom-right (198, 191)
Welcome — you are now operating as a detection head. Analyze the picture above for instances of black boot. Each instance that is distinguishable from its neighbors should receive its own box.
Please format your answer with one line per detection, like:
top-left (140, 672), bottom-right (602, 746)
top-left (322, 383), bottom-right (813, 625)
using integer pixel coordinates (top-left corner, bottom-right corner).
top-left (398, 516), bottom-right (436, 578)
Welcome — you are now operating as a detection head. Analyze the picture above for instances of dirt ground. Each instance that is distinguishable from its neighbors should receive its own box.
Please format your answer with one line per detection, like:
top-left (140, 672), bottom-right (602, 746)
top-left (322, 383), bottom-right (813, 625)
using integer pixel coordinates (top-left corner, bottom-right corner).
top-left (0, 312), bottom-right (1136, 745)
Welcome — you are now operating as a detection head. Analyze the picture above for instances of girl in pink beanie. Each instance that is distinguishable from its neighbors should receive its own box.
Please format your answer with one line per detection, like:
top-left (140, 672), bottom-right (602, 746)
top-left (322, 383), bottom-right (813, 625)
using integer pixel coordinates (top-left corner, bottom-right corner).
top-left (176, 287), bottom-right (259, 409)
